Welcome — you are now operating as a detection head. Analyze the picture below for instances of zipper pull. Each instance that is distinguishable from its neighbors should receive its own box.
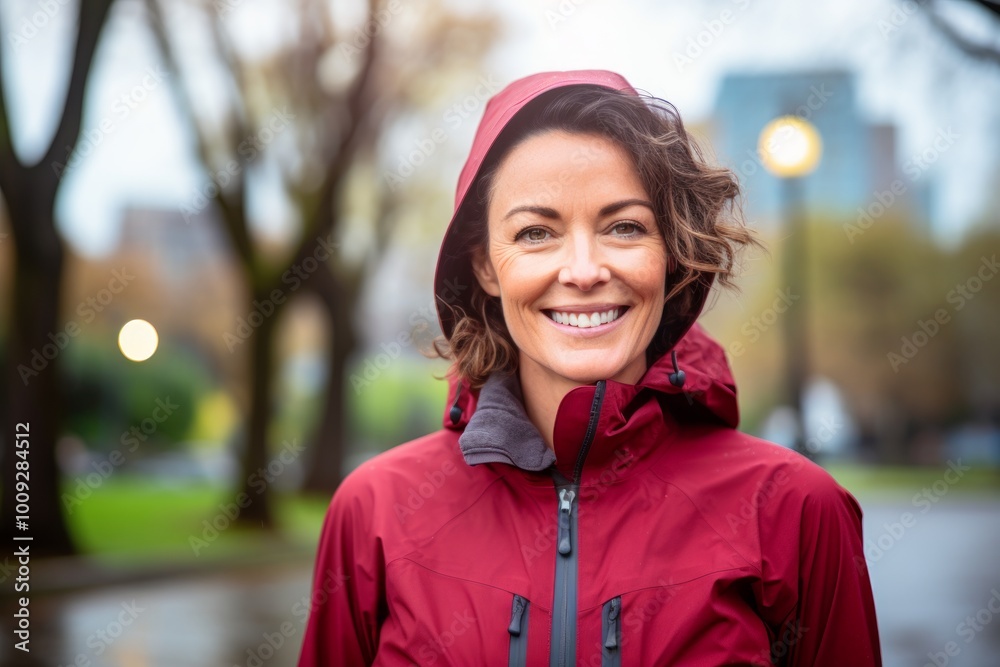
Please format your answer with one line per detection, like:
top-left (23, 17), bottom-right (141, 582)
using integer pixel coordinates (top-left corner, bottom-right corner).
top-left (604, 597), bottom-right (621, 649)
top-left (557, 488), bottom-right (575, 556)
top-left (508, 595), bottom-right (526, 636)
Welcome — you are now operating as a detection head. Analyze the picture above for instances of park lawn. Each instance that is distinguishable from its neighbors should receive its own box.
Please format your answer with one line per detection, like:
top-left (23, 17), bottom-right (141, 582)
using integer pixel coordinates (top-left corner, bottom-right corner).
top-left (64, 475), bottom-right (331, 566)
top-left (825, 462), bottom-right (1000, 499)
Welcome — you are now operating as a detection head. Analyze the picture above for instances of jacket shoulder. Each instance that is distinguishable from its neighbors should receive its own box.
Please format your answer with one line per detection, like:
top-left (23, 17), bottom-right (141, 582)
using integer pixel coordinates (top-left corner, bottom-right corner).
top-left (665, 424), bottom-right (852, 502)
top-left (325, 429), bottom-right (496, 560)
top-left (655, 425), bottom-right (863, 566)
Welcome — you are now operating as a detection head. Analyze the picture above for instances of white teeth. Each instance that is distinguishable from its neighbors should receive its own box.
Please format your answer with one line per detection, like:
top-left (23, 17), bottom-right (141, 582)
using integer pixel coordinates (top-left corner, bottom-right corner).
top-left (547, 308), bottom-right (623, 328)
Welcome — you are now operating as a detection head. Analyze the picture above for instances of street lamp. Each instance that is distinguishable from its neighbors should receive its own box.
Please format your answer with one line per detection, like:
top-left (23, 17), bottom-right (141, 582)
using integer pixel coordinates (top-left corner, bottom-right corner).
top-left (758, 116), bottom-right (822, 458)
top-left (758, 117), bottom-right (822, 178)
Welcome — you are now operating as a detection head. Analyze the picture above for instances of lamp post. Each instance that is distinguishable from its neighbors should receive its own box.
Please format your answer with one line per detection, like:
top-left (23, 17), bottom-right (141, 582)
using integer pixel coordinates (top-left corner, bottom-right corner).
top-left (757, 116), bottom-right (822, 458)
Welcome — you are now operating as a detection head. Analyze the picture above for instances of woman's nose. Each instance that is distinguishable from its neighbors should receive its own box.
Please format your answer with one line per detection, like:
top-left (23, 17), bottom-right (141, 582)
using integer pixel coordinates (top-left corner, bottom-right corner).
top-left (557, 233), bottom-right (611, 290)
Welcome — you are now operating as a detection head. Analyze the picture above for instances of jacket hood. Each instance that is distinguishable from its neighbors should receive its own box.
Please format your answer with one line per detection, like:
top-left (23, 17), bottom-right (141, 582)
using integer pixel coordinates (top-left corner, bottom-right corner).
top-left (434, 70), bottom-right (640, 343)
top-left (433, 70), bottom-right (737, 440)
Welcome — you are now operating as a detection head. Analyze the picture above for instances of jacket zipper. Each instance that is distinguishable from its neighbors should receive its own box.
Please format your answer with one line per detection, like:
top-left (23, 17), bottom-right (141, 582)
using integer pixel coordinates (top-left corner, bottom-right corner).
top-left (550, 380), bottom-right (606, 667)
top-left (508, 594), bottom-right (529, 667)
top-left (601, 596), bottom-right (622, 667)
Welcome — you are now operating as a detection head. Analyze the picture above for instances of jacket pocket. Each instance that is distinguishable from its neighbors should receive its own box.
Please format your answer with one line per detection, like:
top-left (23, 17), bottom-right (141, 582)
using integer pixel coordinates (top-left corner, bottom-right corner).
top-left (602, 596), bottom-right (622, 667)
top-left (508, 594), bottom-right (529, 667)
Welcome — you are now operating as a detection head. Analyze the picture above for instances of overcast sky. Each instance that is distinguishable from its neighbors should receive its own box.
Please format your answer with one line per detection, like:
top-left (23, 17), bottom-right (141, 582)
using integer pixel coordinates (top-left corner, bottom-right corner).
top-left (3, 0), bottom-right (998, 256)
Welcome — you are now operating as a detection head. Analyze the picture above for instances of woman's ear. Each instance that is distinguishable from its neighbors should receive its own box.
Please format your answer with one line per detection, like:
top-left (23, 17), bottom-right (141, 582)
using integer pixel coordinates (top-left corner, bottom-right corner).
top-left (471, 245), bottom-right (501, 297)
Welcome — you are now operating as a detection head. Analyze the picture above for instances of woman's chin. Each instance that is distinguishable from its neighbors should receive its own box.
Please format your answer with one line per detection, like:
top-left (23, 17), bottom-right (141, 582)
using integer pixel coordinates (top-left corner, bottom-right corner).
top-left (539, 352), bottom-right (642, 386)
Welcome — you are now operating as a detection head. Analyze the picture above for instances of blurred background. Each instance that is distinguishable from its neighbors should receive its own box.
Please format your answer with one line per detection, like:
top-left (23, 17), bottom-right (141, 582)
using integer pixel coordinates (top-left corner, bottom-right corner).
top-left (0, 0), bottom-right (998, 665)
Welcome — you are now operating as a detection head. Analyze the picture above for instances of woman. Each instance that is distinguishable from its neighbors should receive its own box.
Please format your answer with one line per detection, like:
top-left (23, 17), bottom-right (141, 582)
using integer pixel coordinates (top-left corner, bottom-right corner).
top-left (298, 70), bottom-right (882, 666)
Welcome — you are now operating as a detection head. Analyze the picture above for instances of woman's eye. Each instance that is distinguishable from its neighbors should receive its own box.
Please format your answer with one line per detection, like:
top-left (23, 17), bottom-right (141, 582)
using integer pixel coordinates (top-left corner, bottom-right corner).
top-left (516, 227), bottom-right (550, 243)
top-left (611, 221), bottom-right (644, 236)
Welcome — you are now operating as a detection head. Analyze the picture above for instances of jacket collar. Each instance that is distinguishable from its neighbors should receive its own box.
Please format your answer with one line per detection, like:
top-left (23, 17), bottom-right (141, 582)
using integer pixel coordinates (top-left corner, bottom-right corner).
top-left (458, 371), bottom-right (556, 472)
top-left (453, 324), bottom-right (740, 482)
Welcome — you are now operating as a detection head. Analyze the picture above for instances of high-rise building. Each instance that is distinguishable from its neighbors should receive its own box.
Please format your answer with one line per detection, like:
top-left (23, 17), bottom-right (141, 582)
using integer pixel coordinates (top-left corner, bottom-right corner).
top-left (712, 70), bottom-right (931, 229)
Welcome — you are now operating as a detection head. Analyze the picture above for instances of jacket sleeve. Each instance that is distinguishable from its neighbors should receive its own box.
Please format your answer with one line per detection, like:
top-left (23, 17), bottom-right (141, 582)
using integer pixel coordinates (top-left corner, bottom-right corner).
top-left (297, 472), bottom-right (384, 666)
top-left (758, 461), bottom-right (883, 667)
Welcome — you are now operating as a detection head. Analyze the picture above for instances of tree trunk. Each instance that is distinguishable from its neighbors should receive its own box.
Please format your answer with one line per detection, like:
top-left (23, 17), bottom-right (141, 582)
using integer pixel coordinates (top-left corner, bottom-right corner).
top-left (1, 194), bottom-right (75, 555)
top-left (301, 272), bottom-right (357, 494)
top-left (235, 286), bottom-right (282, 527)
top-left (0, 0), bottom-right (115, 557)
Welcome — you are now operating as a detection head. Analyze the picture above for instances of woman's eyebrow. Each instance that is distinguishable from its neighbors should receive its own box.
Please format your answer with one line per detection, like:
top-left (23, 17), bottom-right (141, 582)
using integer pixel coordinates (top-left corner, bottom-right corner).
top-left (504, 205), bottom-right (559, 220)
top-left (598, 198), bottom-right (654, 216)
top-left (504, 199), bottom-right (653, 221)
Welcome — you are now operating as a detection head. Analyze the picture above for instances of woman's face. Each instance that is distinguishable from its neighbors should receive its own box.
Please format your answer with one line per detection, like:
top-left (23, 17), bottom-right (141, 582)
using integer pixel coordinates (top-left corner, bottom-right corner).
top-left (472, 130), bottom-right (669, 388)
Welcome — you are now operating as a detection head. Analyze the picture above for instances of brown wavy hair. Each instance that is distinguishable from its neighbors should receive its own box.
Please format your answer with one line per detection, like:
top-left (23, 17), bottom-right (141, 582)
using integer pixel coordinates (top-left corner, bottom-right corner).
top-left (431, 84), bottom-right (759, 389)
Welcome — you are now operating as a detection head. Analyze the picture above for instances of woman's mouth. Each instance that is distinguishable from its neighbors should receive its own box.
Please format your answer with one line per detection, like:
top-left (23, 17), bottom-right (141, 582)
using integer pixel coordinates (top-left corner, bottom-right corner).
top-left (543, 306), bottom-right (629, 329)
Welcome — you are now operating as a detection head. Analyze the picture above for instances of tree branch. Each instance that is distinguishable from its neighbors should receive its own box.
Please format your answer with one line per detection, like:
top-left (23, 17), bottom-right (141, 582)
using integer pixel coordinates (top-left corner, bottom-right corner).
top-left (39, 0), bottom-right (117, 179)
top-left (300, 0), bottom-right (381, 246)
top-left (0, 13), bottom-right (23, 197)
top-left (922, 0), bottom-right (1000, 66)
top-left (143, 0), bottom-right (257, 266)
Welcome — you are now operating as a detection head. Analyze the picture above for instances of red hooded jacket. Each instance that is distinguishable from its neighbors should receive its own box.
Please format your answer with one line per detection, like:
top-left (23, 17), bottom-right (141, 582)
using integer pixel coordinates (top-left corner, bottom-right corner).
top-left (298, 71), bottom-right (882, 667)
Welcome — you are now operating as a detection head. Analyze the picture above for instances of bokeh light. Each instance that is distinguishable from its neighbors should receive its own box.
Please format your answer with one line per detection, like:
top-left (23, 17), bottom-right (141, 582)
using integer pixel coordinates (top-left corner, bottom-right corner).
top-left (758, 116), bottom-right (823, 178)
top-left (118, 319), bottom-right (159, 362)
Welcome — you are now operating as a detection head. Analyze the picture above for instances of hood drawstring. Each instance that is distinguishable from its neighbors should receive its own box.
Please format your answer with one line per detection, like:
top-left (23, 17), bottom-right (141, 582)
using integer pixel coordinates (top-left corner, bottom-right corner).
top-left (449, 381), bottom-right (464, 425)
top-left (669, 350), bottom-right (686, 388)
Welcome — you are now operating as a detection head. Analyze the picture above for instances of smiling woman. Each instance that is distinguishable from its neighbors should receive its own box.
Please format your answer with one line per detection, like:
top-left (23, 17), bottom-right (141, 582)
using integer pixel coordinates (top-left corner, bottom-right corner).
top-left (298, 71), bottom-right (883, 667)
top-left (471, 130), bottom-right (670, 445)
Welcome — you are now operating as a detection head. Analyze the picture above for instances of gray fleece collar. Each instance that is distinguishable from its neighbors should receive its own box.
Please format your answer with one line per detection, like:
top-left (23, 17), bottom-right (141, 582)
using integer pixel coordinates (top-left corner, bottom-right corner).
top-left (458, 371), bottom-right (556, 471)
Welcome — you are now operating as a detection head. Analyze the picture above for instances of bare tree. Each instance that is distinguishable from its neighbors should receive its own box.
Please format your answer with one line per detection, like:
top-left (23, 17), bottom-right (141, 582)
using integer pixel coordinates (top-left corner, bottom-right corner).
top-left (144, 0), bottom-right (383, 525)
top-left (918, 0), bottom-right (1000, 65)
top-left (145, 0), bottom-right (500, 521)
top-left (0, 0), bottom-right (117, 555)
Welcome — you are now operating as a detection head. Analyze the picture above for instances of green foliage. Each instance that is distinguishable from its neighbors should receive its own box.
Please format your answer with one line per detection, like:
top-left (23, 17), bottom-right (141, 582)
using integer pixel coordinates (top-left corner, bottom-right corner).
top-left (62, 335), bottom-right (212, 452)
top-left (808, 216), bottom-right (999, 429)
top-left (705, 213), bottom-right (1000, 460)
top-left (347, 355), bottom-right (451, 453)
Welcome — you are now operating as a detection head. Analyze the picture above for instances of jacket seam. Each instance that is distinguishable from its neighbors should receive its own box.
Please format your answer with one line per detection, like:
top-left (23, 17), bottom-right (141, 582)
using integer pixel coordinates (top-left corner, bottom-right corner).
top-left (390, 557), bottom-right (553, 614)
top-left (578, 564), bottom-right (758, 613)
top-left (649, 471), bottom-right (762, 576)
top-left (383, 470), bottom-right (508, 568)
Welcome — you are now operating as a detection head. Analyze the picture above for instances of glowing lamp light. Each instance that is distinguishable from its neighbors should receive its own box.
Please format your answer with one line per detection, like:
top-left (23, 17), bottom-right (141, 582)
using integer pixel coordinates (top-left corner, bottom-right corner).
top-left (757, 116), bottom-right (822, 178)
top-left (118, 319), bottom-right (159, 362)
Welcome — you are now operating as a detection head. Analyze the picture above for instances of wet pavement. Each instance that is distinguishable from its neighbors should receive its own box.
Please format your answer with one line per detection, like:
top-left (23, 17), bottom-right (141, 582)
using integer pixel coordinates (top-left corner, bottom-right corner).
top-left (1, 497), bottom-right (998, 666)
top-left (864, 499), bottom-right (1000, 667)
top-left (0, 563), bottom-right (313, 667)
